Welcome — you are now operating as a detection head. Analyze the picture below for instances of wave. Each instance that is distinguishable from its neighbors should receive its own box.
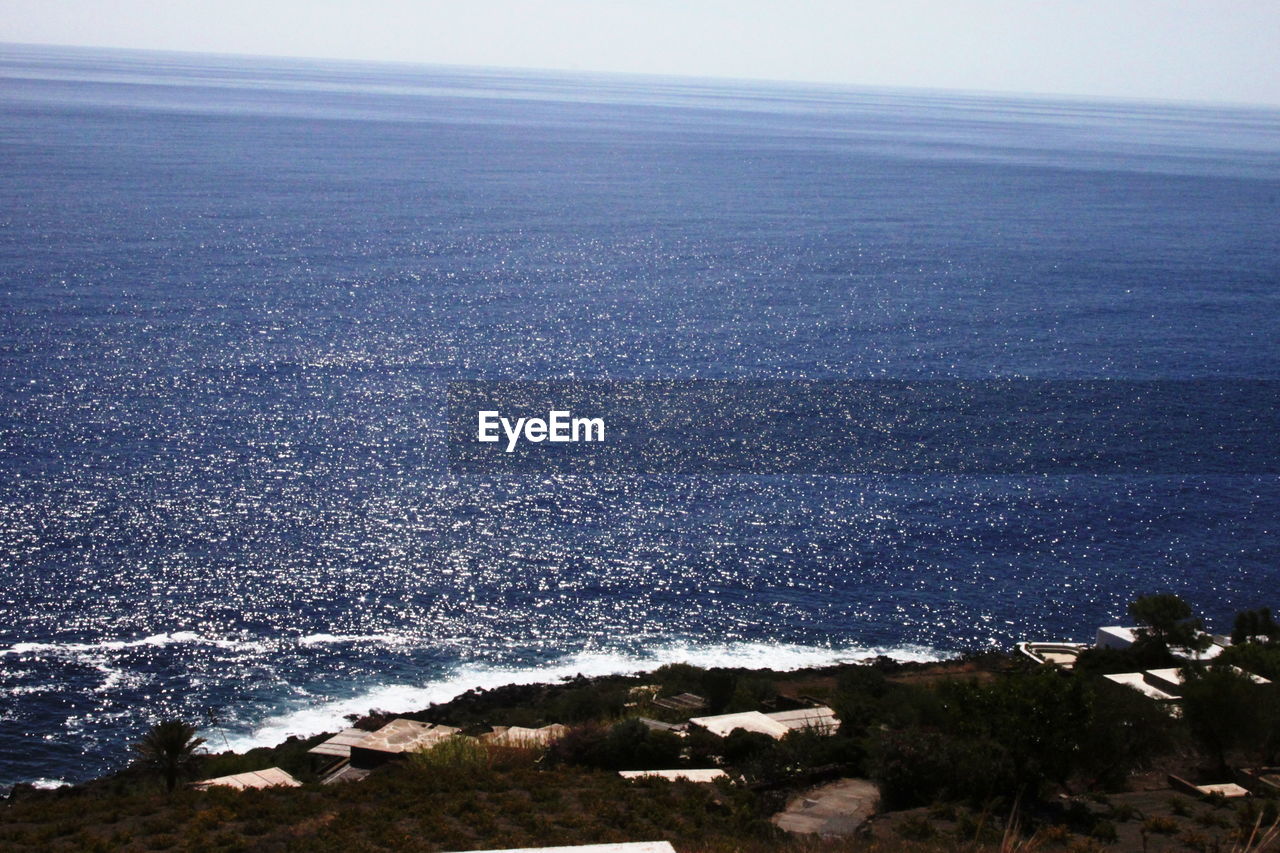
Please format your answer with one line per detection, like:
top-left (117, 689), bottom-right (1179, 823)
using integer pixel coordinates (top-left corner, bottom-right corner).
top-left (0, 630), bottom-right (412, 659)
top-left (91, 660), bottom-right (151, 694)
top-left (297, 633), bottom-right (408, 647)
top-left (219, 640), bottom-right (946, 752)
top-left (0, 632), bottom-right (260, 657)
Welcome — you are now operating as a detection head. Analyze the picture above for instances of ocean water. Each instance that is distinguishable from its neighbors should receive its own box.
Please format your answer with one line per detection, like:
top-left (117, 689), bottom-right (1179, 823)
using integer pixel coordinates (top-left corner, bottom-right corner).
top-left (1, 43), bottom-right (1279, 789)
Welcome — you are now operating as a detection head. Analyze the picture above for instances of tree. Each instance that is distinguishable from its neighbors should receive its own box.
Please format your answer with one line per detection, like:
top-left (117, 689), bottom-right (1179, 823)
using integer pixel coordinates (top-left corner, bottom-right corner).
top-left (133, 720), bottom-right (206, 792)
top-left (549, 719), bottom-right (683, 771)
top-left (940, 668), bottom-right (1094, 794)
top-left (1073, 642), bottom-right (1176, 677)
top-left (1079, 678), bottom-right (1176, 789)
top-left (1128, 594), bottom-right (1209, 654)
top-left (1232, 608), bottom-right (1280, 646)
top-left (867, 670), bottom-right (1174, 807)
top-left (1219, 641), bottom-right (1280, 681)
top-left (1179, 667), bottom-right (1267, 772)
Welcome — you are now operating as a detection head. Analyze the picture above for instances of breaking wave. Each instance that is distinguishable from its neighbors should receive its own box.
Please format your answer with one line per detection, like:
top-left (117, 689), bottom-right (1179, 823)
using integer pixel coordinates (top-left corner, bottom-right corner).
top-left (220, 640), bottom-right (947, 752)
top-left (296, 633), bottom-right (409, 647)
top-left (0, 632), bottom-right (263, 657)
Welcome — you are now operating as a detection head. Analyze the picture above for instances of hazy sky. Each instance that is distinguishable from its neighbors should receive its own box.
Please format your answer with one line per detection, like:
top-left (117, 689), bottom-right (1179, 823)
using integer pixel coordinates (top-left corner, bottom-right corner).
top-left (4, 1), bottom-right (1279, 106)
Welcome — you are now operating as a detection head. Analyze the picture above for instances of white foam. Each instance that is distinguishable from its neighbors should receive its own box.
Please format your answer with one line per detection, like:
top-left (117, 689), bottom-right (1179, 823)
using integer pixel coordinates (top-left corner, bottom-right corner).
top-left (297, 633), bottom-right (407, 647)
top-left (1, 684), bottom-right (59, 697)
top-left (0, 632), bottom-right (263, 657)
top-left (91, 660), bottom-right (150, 694)
top-left (28, 778), bottom-right (70, 790)
top-left (221, 640), bottom-right (946, 752)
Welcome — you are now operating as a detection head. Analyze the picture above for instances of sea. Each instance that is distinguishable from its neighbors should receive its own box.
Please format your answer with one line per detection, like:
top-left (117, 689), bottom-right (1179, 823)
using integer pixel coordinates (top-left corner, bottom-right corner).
top-left (1, 43), bottom-right (1278, 789)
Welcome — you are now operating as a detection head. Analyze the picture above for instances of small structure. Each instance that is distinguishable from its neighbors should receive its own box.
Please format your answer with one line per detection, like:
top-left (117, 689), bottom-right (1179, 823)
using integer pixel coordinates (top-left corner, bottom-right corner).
top-left (1095, 626), bottom-right (1227, 660)
top-left (766, 706), bottom-right (839, 735)
top-left (446, 844), bottom-right (677, 853)
top-left (1096, 626), bottom-right (1140, 650)
top-left (1231, 666), bottom-right (1272, 685)
top-left (320, 763), bottom-right (370, 785)
top-left (1169, 774), bottom-right (1250, 799)
top-left (1235, 767), bottom-right (1280, 795)
top-left (350, 718), bottom-right (460, 769)
top-left (618, 768), bottom-right (727, 783)
top-left (1103, 671), bottom-right (1181, 702)
top-left (1105, 666), bottom-right (1270, 704)
top-left (1195, 783), bottom-right (1250, 798)
top-left (307, 727), bottom-right (369, 771)
top-left (1017, 642), bottom-right (1088, 669)
top-left (482, 723), bottom-right (569, 747)
top-left (192, 767), bottom-right (301, 790)
top-left (688, 711), bottom-right (791, 740)
top-left (1143, 668), bottom-right (1186, 695)
top-left (636, 717), bottom-right (686, 733)
top-left (652, 692), bottom-right (708, 713)
top-left (687, 706), bottom-right (839, 739)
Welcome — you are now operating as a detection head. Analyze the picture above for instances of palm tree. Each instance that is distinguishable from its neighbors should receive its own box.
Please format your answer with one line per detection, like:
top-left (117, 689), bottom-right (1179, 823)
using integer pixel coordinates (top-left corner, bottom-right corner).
top-left (133, 720), bottom-right (206, 792)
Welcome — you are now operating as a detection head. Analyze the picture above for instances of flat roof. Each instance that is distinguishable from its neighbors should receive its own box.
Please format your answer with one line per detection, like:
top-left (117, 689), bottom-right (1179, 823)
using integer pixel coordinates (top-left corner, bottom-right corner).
top-left (447, 844), bottom-right (676, 853)
top-left (321, 763), bottom-right (371, 785)
top-left (483, 724), bottom-right (569, 746)
top-left (308, 727), bottom-right (370, 758)
top-left (1096, 627), bottom-right (1229, 661)
top-left (1144, 668), bottom-right (1185, 694)
top-left (1235, 667), bottom-right (1272, 685)
top-left (688, 711), bottom-right (791, 740)
top-left (1018, 642), bottom-right (1088, 668)
top-left (766, 707), bottom-right (839, 733)
top-left (1103, 672), bottom-right (1179, 701)
top-left (193, 767), bottom-right (301, 790)
top-left (653, 692), bottom-right (707, 711)
top-left (619, 769), bottom-right (726, 783)
top-left (636, 717), bottom-right (685, 732)
top-left (356, 719), bottom-right (460, 754)
top-left (1195, 782), bottom-right (1250, 798)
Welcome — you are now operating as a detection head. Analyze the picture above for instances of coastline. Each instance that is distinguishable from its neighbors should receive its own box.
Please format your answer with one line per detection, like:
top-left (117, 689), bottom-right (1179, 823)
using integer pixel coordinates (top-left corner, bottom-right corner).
top-left (7, 625), bottom-right (1279, 852)
top-left (216, 641), bottom-right (953, 757)
top-left (98, 652), bottom-right (989, 796)
top-left (0, 639), bottom-right (952, 792)
top-left (6, 649), bottom-right (966, 795)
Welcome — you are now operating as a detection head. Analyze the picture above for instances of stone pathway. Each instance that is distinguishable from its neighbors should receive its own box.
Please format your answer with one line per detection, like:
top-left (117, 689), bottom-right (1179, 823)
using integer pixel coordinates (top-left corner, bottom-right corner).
top-left (771, 778), bottom-right (880, 837)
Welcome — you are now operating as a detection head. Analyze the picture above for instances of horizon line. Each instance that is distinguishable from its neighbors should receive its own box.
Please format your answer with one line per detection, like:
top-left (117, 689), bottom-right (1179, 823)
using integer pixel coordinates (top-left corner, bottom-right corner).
top-left (5, 38), bottom-right (1280, 114)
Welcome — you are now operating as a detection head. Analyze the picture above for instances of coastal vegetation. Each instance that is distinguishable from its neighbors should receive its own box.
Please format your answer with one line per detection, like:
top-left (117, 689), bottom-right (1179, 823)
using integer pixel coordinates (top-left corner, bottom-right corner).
top-left (3, 595), bottom-right (1279, 851)
top-left (131, 721), bottom-right (208, 794)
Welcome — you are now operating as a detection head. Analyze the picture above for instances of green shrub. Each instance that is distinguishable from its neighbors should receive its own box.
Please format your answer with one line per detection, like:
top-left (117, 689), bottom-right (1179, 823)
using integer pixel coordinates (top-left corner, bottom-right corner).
top-left (549, 719), bottom-right (683, 771)
top-left (1180, 667), bottom-right (1272, 770)
top-left (1037, 823), bottom-right (1073, 846)
top-left (1195, 808), bottom-right (1230, 828)
top-left (895, 814), bottom-right (937, 841)
top-left (1180, 828), bottom-right (1210, 852)
top-left (1110, 802), bottom-right (1138, 822)
top-left (1143, 815), bottom-right (1180, 834)
top-left (870, 727), bottom-right (1014, 809)
top-left (1090, 819), bottom-right (1118, 842)
top-left (929, 802), bottom-right (958, 821)
top-left (409, 735), bottom-right (492, 785)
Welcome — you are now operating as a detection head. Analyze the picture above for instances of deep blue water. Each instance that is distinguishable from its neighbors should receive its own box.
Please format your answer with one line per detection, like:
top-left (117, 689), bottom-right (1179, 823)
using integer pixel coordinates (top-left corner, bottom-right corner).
top-left (1, 43), bottom-right (1279, 788)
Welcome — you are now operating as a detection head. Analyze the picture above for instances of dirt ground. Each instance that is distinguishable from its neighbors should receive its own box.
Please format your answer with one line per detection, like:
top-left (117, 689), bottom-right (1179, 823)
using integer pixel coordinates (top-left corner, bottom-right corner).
top-left (867, 787), bottom-right (1273, 851)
